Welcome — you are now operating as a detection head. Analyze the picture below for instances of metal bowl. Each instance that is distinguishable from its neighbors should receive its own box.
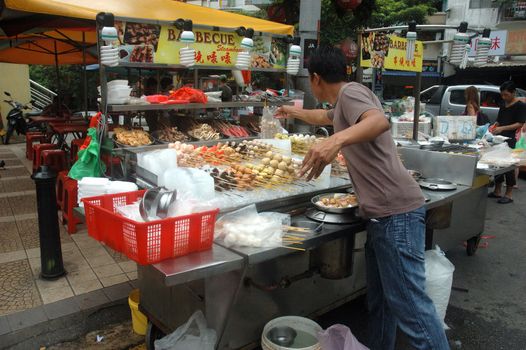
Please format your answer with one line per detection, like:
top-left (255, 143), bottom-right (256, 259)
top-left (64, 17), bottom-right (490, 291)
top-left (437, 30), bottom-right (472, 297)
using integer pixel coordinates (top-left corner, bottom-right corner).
top-left (266, 326), bottom-right (297, 347)
top-left (311, 193), bottom-right (359, 214)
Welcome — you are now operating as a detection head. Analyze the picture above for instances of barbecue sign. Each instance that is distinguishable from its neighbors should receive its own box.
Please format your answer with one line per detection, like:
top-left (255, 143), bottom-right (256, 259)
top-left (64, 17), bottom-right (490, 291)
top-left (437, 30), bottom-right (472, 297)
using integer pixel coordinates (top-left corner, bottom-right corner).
top-left (113, 21), bottom-right (286, 69)
top-left (360, 34), bottom-right (423, 72)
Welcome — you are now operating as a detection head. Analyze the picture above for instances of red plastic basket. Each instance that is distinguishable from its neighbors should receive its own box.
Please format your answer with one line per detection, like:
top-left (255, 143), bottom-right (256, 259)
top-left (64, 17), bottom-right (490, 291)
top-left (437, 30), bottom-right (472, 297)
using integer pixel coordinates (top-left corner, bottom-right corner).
top-left (82, 190), bottom-right (219, 265)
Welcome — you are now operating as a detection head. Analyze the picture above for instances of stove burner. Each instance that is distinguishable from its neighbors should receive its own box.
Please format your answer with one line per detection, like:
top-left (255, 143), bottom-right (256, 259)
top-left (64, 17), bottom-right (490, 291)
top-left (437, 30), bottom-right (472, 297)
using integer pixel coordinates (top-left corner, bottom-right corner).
top-left (305, 208), bottom-right (361, 224)
top-left (418, 178), bottom-right (457, 191)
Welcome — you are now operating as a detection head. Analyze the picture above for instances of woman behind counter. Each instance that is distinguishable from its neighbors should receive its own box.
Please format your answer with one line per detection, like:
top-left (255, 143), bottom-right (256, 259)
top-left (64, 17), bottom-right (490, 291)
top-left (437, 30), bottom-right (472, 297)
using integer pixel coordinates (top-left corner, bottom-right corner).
top-left (464, 86), bottom-right (489, 126)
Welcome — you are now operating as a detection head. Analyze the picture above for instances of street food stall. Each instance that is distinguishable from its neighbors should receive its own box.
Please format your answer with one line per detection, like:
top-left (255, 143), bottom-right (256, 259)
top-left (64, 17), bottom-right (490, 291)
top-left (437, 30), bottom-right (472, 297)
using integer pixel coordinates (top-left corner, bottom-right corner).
top-left (64, 8), bottom-right (522, 349)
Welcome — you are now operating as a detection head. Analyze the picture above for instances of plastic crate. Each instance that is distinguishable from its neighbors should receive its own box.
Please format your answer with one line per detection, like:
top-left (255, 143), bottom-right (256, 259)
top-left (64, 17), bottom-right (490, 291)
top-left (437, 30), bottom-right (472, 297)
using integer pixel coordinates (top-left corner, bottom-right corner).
top-left (82, 190), bottom-right (219, 265)
top-left (390, 119), bottom-right (431, 138)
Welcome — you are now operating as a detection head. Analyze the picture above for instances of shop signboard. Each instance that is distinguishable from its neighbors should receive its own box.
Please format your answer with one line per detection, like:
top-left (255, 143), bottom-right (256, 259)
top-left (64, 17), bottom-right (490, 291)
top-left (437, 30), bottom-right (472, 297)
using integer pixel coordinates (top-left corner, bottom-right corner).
top-left (469, 30), bottom-right (507, 57)
top-left (505, 28), bottom-right (526, 55)
top-left (360, 33), bottom-right (423, 72)
top-left (113, 21), bottom-right (287, 69)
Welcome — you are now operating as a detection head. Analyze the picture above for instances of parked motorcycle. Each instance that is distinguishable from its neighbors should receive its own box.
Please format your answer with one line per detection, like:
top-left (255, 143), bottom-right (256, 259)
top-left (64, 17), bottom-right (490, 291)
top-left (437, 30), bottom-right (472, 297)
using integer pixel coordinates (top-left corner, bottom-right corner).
top-left (3, 91), bottom-right (44, 145)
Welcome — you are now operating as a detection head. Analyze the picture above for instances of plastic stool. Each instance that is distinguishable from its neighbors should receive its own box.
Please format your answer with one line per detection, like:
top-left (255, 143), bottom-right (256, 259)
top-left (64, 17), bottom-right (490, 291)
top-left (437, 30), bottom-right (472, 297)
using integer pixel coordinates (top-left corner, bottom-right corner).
top-left (26, 132), bottom-right (47, 160)
top-left (56, 170), bottom-right (69, 211)
top-left (41, 149), bottom-right (67, 173)
top-left (33, 143), bottom-right (57, 173)
top-left (62, 177), bottom-right (80, 234)
top-left (70, 138), bottom-right (85, 164)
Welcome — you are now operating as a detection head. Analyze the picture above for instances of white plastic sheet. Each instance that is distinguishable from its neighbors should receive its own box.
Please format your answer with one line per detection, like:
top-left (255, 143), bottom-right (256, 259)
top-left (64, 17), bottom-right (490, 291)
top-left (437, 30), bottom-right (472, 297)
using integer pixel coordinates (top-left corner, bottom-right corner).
top-left (425, 246), bottom-right (455, 329)
top-left (154, 310), bottom-right (216, 350)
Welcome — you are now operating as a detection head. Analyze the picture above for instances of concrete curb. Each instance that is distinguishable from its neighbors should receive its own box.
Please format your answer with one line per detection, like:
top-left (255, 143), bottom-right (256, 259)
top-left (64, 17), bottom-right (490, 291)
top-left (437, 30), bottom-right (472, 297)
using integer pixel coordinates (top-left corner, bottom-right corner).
top-left (0, 280), bottom-right (139, 349)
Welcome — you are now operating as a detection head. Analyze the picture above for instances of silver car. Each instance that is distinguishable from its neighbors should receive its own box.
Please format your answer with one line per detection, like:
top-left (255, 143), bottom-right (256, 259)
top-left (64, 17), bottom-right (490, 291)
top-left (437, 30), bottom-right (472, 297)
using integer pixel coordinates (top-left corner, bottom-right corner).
top-left (421, 84), bottom-right (526, 123)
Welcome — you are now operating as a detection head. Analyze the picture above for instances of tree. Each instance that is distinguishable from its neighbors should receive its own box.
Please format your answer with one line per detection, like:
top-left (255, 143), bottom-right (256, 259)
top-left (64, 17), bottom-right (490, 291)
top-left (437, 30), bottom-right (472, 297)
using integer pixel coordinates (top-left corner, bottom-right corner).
top-left (29, 65), bottom-right (99, 111)
top-left (320, 0), bottom-right (441, 44)
top-left (265, 0), bottom-right (441, 45)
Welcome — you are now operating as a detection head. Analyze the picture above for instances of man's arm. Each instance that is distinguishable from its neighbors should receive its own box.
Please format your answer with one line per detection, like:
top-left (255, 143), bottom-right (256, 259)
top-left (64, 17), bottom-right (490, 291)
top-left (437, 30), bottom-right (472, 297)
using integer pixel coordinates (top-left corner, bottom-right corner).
top-left (276, 105), bottom-right (332, 126)
top-left (300, 109), bottom-right (389, 180)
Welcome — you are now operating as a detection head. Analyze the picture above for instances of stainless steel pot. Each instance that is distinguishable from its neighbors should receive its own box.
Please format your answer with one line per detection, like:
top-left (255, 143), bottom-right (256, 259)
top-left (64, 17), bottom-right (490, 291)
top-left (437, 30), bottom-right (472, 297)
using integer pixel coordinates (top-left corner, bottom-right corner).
top-left (310, 236), bottom-right (354, 279)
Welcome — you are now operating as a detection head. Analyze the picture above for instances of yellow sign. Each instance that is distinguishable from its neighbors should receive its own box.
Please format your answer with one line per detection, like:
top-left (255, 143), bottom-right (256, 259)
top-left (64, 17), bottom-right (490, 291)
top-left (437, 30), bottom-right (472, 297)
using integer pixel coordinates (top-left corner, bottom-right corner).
top-left (115, 21), bottom-right (286, 69)
top-left (360, 34), bottom-right (423, 72)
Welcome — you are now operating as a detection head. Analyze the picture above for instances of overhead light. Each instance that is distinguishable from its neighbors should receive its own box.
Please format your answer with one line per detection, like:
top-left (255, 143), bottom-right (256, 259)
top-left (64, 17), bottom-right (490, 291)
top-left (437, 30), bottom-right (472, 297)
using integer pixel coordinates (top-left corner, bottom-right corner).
top-left (405, 21), bottom-right (417, 62)
top-left (179, 19), bottom-right (196, 67)
top-left (449, 21), bottom-right (470, 68)
top-left (97, 12), bottom-right (119, 67)
top-left (287, 37), bottom-right (302, 76)
top-left (236, 28), bottom-right (254, 70)
top-left (474, 28), bottom-right (491, 67)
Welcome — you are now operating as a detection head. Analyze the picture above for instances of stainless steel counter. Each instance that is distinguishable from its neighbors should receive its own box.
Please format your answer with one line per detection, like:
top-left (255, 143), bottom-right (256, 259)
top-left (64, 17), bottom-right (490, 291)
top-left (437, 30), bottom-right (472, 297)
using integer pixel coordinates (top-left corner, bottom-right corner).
top-left (422, 184), bottom-right (473, 210)
top-left (476, 164), bottom-right (516, 177)
top-left (146, 244), bottom-right (245, 287)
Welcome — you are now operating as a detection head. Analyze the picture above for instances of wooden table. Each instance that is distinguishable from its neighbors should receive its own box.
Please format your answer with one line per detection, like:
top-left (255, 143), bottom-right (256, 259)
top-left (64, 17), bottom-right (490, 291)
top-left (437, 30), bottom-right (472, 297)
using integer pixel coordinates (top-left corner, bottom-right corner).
top-left (49, 122), bottom-right (89, 150)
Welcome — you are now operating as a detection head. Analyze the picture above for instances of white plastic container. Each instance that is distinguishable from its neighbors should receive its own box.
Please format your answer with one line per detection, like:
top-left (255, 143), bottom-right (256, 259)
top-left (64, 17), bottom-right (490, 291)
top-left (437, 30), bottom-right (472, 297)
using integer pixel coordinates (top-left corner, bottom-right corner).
top-left (262, 316), bottom-right (322, 350)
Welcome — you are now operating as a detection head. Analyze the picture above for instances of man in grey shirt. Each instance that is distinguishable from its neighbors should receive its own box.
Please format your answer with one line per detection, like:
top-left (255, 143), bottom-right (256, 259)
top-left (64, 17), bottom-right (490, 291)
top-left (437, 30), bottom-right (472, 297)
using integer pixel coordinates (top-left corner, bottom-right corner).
top-left (278, 46), bottom-right (449, 350)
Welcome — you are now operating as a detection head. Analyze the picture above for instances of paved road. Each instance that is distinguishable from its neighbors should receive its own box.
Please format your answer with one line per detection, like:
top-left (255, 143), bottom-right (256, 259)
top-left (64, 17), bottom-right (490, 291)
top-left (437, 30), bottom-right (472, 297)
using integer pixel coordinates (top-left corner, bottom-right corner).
top-left (318, 177), bottom-right (526, 349)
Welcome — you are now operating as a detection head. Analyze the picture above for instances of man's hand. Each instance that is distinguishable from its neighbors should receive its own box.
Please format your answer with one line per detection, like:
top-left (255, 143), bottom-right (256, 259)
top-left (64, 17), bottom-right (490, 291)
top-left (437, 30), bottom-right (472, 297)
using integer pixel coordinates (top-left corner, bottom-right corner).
top-left (275, 105), bottom-right (301, 119)
top-left (300, 136), bottom-right (341, 181)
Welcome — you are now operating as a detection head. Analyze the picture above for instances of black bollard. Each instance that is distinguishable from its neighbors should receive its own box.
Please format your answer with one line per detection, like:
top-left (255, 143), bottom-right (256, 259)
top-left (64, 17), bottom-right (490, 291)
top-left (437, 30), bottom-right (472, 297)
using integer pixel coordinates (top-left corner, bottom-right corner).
top-left (32, 166), bottom-right (66, 279)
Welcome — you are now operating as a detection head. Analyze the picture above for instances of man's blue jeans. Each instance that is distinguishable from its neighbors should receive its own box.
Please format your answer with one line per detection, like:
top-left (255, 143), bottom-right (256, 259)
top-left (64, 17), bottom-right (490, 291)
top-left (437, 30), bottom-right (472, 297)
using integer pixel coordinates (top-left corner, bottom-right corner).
top-left (365, 206), bottom-right (449, 350)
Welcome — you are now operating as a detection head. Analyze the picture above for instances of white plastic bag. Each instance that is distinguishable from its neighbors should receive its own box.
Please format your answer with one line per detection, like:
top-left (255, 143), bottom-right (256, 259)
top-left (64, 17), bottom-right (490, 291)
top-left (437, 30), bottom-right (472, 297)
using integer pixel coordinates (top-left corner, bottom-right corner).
top-left (425, 245), bottom-right (455, 329)
top-left (154, 310), bottom-right (216, 350)
top-left (317, 324), bottom-right (369, 350)
top-left (215, 204), bottom-right (283, 248)
top-left (479, 143), bottom-right (518, 167)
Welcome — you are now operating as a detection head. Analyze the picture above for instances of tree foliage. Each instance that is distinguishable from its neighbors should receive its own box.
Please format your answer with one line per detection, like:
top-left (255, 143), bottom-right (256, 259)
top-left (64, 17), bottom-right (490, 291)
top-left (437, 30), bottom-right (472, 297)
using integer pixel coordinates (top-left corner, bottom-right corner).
top-left (29, 65), bottom-right (99, 110)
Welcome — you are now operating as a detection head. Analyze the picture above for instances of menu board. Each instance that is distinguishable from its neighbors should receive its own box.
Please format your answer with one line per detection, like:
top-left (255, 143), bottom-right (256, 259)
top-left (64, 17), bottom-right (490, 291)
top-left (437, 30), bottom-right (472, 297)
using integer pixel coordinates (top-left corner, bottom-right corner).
top-left (113, 21), bottom-right (287, 69)
top-left (360, 33), bottom-right (423, 72)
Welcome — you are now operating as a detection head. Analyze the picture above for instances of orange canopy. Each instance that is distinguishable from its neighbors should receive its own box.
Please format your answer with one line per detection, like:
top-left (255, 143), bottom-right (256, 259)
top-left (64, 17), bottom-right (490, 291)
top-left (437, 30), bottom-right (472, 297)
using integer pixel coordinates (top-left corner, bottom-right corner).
top-left (4, 0), bottom-right (294, 35)
top-left (0, 37), bottom-right (97, 65)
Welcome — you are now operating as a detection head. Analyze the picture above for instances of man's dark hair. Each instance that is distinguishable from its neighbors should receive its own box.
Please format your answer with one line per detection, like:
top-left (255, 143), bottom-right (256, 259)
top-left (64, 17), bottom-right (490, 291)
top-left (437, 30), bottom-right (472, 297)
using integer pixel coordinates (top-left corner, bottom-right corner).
top-left (500, 81), bottom-right (516, 93)
top-left (308, 45), bottom-right (348, 83)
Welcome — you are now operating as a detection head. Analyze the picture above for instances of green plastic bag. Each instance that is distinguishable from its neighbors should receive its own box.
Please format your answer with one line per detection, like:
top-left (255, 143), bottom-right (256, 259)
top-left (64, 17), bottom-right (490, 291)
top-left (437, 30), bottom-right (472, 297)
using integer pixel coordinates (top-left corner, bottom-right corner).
top-left (68, 128), bottom-right (105, 180)
top-left (517, 134), bottom-right (526, 151)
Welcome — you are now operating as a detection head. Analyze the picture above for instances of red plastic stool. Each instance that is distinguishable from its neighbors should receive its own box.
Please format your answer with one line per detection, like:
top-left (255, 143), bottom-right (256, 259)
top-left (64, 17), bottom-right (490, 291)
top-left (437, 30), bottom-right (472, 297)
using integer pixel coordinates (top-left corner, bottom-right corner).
top-left (62, 178), bottom-right (80, 234)
top-left (41, 149), bottom-right (67, 173)
top-left (56, 170), bottom-right (69, 211)
top-left (70, 138), bottom-right (85, 164)
top-left (26, 132), bottom-right (47, 160)
top-left (33, 143), bottom-right (57, 173)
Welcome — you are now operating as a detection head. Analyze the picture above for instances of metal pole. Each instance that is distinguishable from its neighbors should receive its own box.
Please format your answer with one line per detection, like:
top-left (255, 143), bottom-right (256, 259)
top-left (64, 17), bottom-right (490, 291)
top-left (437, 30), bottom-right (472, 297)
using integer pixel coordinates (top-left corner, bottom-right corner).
top-left (82, 32), bottom-right (88, 119)
top-left (413, 72), bottom-right (422, 141)
top-left (54, 40), bottom-right (61, 111)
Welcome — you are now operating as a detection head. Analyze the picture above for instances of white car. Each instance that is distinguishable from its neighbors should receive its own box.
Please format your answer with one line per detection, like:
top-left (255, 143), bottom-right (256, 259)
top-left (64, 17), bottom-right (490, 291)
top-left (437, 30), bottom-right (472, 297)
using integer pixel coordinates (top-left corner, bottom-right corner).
top-left (420, 84), bottom-right (526, 123)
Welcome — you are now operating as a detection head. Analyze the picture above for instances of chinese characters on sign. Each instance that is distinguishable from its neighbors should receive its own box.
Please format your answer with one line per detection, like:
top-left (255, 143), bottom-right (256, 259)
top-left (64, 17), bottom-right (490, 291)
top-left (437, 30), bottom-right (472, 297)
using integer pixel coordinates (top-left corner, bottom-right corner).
top-left (469, 30), bottom-right (507, 57)
top-left (360, 34), bottom-right (423, 72)
top-left (115, 21), bottom-right (287, 69)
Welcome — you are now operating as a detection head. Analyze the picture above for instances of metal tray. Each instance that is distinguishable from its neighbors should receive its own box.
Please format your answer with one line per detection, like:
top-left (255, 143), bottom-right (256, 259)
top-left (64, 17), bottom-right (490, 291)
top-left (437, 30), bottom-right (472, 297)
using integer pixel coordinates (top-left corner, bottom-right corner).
top-left (311, 193), bottom-right (359, 214)
top-left (150, 130), bottom-right (192, 144)
top-left (113, 134), bottom-right (154, 148)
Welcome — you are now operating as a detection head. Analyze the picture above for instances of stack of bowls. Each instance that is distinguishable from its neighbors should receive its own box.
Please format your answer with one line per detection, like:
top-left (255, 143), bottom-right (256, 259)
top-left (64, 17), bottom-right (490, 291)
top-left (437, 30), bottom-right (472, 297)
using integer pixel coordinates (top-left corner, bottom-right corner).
top-left (98, 80), bottom-right (132, 105)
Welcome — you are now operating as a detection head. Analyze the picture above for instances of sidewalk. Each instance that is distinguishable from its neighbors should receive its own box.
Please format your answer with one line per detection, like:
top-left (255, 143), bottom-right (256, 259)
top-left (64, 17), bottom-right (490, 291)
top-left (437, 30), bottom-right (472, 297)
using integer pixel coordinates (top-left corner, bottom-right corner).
top-left (0, 143), bottom-right (137, 349)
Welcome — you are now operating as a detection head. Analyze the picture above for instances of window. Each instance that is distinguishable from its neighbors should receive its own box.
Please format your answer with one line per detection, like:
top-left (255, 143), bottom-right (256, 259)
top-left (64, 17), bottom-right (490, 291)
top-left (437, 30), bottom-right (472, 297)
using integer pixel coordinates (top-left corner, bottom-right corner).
top-left (449, 90), bottom-right (466, 105)
top-left (421, 86), bottom-right (439, 103)
top-left (480, 91), bottom-right (502, 108)
top-left (469, 0), bottom-right (499, 9)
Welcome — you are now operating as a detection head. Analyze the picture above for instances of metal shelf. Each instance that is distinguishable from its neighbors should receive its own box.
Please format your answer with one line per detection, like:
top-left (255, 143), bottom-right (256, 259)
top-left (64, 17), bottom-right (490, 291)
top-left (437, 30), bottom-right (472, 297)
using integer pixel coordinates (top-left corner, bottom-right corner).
top-left (107, 101), bottom-right (292, 112)
top-left (115, 63), bottom-right (287, 73)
